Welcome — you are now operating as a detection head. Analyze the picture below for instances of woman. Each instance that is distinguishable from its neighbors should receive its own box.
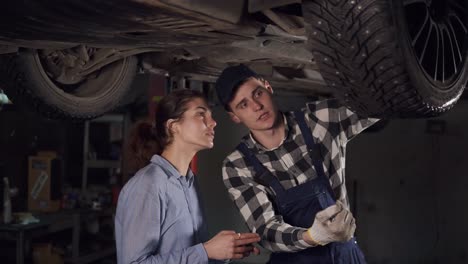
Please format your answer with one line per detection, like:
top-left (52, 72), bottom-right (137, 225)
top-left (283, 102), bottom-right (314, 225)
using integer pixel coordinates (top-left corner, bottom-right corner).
top-left (115, 89), bottom-right (260, 264)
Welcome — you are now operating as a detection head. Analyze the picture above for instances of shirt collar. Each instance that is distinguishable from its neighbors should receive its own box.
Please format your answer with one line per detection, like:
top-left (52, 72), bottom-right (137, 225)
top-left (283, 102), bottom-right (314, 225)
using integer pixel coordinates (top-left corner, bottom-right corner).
top-left (150, 154), bottom-right (195, 186)
top-left (243, 113), bottom-right (293, 152)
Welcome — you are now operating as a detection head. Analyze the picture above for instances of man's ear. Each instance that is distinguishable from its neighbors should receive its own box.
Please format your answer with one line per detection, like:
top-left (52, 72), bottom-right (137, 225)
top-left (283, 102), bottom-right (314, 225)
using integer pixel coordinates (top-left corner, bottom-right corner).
top-left (263, 79), bottom-right (273, 94)
top-left (228, 112), bottom-right (241, 124)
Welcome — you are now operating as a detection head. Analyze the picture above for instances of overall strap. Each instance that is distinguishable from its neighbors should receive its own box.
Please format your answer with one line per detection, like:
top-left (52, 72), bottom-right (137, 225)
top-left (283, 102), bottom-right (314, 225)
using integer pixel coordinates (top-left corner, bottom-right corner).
top-left (236, 143), bottom-right (286, 195)
top-left (293, 111), bottom-right (335, 200)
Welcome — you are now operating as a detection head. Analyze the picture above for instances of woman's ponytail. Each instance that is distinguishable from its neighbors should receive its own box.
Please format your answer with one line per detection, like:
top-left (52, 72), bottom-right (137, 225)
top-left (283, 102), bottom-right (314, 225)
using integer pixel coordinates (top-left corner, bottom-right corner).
top-left (126, 120), bottom-right (160, 173)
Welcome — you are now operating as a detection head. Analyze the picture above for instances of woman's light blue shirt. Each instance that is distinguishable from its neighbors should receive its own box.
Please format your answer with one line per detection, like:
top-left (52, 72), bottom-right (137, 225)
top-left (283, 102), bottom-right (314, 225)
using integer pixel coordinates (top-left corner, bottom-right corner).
top-left (115, 155), bottom-right (209, 264)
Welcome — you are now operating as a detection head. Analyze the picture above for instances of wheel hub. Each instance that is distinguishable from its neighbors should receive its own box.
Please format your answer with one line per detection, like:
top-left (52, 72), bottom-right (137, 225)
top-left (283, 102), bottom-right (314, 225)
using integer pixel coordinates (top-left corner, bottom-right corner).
top-left (40, 47), bottom-right (90, 85)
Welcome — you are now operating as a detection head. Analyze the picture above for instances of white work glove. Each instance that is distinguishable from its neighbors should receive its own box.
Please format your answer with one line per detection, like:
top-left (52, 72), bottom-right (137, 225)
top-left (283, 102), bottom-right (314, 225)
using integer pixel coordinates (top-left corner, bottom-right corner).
top-left (306, 201), bottom-right (356, 246)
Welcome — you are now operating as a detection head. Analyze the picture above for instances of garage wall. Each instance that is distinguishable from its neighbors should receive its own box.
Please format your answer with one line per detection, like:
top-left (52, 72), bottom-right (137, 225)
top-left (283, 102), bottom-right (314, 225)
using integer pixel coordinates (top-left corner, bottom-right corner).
top-left (0, 73), bottom-right (149, 211)
top-left (348, 101), bottom-right (468, 264)
top-left (0, 111), bottom-right (83, 210)
top-left (197, 94), bottom-right (468, 264)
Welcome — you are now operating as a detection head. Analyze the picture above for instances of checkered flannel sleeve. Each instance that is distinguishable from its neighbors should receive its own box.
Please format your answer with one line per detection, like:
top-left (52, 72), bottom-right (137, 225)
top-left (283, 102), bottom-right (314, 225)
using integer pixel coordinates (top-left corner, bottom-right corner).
top-left (223, 155), bottom-right (312, 252)
top-left (305, 99), bottom-right (380, 207)
top-left (305, 99), bottom-right (380, 142)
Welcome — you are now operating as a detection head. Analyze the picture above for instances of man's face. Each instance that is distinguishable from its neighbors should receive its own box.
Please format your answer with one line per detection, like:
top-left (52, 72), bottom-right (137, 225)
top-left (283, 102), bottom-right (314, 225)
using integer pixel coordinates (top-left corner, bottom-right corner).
top-left (227, 77), bottom-right (279, 131)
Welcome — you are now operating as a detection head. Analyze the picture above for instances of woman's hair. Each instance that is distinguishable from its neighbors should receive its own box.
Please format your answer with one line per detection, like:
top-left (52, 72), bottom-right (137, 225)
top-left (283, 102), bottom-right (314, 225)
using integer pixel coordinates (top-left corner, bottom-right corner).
top-left (126, 89), bottom-right (205, 172)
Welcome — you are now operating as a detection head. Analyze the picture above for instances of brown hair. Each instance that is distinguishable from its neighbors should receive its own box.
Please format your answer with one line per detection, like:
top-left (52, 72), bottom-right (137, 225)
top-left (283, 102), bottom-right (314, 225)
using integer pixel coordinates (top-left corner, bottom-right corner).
top-left (126, 89), bottom-right (205, 172)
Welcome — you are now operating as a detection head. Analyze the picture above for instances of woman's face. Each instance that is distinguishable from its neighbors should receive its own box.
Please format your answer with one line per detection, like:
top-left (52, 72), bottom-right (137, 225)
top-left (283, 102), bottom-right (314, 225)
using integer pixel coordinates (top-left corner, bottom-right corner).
top-left (173, 97), bottom-right (216, 150)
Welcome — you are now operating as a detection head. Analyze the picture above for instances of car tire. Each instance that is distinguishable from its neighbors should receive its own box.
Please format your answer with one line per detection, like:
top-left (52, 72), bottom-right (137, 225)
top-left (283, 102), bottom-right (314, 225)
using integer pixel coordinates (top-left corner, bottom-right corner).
top-left (303, 0), bottom-right (468, 118)
top-left (0, 49), bottom-right (138, 120)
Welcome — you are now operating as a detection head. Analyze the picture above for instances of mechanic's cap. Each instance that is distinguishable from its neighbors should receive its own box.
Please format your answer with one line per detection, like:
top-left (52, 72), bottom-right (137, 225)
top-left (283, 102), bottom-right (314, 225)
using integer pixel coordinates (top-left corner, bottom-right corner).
top-left (215, 64), bottom-right (259, 109)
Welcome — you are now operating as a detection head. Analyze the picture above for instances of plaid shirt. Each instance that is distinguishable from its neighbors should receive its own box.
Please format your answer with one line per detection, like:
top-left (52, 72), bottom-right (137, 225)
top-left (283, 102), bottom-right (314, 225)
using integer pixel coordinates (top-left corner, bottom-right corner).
top-left (222, 99), bottom-right (379, 252)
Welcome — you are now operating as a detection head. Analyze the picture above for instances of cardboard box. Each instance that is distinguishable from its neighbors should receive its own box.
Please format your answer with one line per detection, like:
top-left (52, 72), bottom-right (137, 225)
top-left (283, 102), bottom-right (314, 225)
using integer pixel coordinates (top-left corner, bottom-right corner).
top-left (28, 152), bottom-right (62, 212)
top-left (32, 243), bottom-right (63, 264)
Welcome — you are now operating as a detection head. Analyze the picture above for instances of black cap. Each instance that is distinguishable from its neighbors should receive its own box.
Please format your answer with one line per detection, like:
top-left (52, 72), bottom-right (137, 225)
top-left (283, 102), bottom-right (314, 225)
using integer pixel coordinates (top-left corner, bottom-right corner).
top-left (215, 64), bottom-right (259, 108)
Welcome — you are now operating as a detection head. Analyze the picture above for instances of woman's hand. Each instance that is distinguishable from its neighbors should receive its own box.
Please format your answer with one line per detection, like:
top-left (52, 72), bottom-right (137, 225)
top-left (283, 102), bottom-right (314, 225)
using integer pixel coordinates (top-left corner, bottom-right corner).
top-left (203, 230), bottom-right (261, 260)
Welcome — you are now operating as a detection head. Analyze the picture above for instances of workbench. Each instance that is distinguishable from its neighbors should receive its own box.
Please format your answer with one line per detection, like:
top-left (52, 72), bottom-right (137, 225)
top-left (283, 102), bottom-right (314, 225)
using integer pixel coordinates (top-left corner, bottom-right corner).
top-left (0, 209), bottom-right (115, 264)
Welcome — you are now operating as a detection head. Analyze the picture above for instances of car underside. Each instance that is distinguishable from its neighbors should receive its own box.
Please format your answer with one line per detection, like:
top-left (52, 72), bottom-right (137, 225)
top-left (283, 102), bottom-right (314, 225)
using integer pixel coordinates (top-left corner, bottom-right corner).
top-left (0, 0), bottom-right (467, 119)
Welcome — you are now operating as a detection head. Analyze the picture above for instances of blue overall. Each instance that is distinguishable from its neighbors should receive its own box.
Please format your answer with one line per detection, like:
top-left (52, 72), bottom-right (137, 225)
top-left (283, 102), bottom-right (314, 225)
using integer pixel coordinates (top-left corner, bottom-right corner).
top-left (237, 111), bottom-right (366, 264)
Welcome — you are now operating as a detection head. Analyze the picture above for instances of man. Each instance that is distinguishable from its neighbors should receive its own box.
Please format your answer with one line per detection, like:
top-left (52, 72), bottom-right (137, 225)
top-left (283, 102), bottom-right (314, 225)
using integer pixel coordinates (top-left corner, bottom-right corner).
top-left (215, 64), bottom-right (379, 263)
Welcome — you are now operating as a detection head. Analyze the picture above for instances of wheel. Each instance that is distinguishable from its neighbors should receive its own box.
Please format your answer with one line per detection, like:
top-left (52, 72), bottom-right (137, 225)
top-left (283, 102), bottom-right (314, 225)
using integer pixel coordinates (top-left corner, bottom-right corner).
top-left (303, 0), bottom-right (468, 118)
top-left (0, 48), bottom-right (138, 120)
